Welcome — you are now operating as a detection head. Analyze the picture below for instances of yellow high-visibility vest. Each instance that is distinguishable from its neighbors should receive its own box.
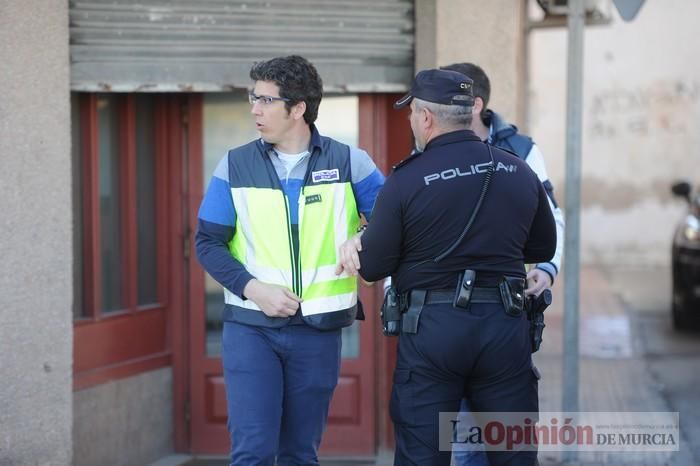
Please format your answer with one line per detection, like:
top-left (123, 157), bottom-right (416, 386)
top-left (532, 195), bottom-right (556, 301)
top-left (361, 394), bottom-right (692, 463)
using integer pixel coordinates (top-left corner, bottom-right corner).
top-left (224, 138), bottom-right (361, 330)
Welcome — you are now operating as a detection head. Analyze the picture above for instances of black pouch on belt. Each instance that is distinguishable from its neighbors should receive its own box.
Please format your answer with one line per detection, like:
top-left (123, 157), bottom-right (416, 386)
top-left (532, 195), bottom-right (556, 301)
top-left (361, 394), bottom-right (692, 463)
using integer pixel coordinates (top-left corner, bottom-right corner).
top-left (453, 269), bottom-right (476, 309)
top-left (381, 287), bottom-right (403, 336)
top-left (499, 276), bottom-right (525, 317)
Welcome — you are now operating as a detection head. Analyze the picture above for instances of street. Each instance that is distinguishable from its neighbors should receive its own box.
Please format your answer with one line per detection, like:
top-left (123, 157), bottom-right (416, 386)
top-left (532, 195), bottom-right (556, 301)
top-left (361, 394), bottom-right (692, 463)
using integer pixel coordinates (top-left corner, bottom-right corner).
top-left (633, 302), bottom-right (700, 465)
top-left (537, 265), bottom-right (700, 466)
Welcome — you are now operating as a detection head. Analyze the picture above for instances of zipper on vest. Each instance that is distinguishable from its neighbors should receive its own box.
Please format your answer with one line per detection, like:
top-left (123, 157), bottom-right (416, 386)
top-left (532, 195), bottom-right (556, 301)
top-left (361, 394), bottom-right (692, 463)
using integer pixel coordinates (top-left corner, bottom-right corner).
top-left (264, 147), bottom-right (302, 299)
top-left (296, 150), bottom-right (319, 299)
top-left (282, 195), bottom-right (300, 297)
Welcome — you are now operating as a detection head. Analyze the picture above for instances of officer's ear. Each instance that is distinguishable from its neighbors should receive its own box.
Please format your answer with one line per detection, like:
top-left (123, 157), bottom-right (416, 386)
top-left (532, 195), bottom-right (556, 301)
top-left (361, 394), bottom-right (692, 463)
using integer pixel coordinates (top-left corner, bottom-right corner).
top-left (422, 107), bottom-right (436, 128)
top-left (473, 97), bottom-right (485, 117)
top-left (411, 102), bottom-right (431, 128)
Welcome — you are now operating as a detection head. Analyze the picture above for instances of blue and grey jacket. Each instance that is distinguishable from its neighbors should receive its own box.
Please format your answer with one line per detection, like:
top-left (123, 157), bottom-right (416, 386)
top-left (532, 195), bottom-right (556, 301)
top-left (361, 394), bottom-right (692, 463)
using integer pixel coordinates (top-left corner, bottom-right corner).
top-left (196, 125), bottom-right (385, 329)
top-left (486, 110), bottom-right (565, 283)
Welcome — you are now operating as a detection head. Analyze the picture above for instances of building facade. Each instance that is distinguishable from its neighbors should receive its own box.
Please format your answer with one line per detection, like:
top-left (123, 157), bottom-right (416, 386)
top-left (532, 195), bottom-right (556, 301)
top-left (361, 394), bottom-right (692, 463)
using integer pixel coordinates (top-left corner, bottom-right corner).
top-left (529, 0), bottom-right (700, 268)
top-left (1, 1), bottom-right (528, 464)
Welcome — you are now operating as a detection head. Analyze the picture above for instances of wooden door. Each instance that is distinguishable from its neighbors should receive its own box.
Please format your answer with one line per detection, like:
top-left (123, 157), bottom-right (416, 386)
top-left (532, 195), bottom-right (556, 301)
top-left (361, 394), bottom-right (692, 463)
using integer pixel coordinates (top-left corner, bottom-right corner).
top-left (185, 93), bottom-right (384, 455)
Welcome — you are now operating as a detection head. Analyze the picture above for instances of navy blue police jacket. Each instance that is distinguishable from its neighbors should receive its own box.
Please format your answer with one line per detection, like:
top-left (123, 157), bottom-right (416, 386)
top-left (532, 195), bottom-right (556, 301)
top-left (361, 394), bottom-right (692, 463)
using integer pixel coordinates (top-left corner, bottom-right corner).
top-left (358, 129), bottom-right (556, 293)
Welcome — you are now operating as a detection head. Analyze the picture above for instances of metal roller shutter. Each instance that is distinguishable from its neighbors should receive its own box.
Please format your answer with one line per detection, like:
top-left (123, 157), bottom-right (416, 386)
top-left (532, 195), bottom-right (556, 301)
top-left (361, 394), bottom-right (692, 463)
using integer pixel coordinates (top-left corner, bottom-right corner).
top-left (69, 0), bottom-right (414, 92)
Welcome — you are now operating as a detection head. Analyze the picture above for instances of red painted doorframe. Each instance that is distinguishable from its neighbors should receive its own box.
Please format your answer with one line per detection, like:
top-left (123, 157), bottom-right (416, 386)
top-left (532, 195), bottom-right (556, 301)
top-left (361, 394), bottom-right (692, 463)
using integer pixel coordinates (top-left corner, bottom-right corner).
top-left (358, 94), bottom-right (413, 454)
top-left (171, 94), bottom-right (199, 451)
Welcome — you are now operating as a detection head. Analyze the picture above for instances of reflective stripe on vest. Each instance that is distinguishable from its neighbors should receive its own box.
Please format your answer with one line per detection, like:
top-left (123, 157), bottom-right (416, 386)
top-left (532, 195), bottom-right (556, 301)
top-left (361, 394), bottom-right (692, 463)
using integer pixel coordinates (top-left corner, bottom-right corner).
top-left (226, 181), bottom-right (360, 315)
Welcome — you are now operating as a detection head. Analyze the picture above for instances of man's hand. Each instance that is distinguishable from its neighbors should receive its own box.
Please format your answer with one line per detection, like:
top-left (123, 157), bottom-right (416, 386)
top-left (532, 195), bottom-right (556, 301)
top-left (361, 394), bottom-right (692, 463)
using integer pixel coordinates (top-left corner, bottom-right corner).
top-left (243, 279), bottom-right (301, 318)
top-left (525, 268), bottom-right (552, 296)
top-left (335, 233), bottom-right (363, 276)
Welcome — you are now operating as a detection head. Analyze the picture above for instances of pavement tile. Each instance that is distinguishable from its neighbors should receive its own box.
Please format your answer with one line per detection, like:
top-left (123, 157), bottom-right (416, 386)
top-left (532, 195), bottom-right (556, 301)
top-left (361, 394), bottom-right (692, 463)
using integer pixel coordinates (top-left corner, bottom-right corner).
top-left (534, 266), bottom-right (691, 465)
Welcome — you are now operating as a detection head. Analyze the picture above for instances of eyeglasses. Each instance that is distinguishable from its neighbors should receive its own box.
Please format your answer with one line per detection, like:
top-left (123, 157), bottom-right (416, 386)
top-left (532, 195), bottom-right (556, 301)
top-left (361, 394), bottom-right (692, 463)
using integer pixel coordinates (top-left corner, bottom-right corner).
top-left (248, 93), bottom-right (291, 105)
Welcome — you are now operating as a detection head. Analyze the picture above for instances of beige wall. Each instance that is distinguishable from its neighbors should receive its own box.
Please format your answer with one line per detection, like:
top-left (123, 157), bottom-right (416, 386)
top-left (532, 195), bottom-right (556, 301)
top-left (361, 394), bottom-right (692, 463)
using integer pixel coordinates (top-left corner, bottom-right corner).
top-left (416, 0), bottom-right (527, 123)
top-left (529, 0), bottom-right (700, 266)
top-left (0, 1), bottom-right (73, 464)
top-left (73, 369), bottom-right (174, 466)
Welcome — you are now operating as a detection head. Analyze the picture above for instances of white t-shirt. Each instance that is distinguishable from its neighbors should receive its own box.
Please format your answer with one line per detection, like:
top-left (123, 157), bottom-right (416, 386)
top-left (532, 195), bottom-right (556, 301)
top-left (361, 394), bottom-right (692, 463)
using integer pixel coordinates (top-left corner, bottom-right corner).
top-left (275, 149), bottom-right (309, 179)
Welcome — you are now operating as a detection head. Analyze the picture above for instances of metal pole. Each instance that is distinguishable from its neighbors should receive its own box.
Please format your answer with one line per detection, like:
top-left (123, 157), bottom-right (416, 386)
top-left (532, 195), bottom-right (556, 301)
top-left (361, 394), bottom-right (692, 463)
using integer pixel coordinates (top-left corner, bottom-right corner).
top-left (563, 0), bottom-right (584, 462)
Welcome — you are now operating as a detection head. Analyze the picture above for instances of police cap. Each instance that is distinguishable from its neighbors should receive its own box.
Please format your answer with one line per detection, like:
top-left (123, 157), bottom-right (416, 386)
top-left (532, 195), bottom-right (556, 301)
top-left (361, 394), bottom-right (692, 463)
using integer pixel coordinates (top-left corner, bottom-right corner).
top-left (394, 69), bottom-right (474, 109)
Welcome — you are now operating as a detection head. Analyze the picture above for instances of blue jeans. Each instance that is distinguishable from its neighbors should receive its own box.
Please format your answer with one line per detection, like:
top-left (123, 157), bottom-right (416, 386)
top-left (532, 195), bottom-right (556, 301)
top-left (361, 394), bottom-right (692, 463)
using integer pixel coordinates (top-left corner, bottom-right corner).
top-left (452, 398), bottom-right (489, 466)
top-left (222, 321), bottom-right (342, 466)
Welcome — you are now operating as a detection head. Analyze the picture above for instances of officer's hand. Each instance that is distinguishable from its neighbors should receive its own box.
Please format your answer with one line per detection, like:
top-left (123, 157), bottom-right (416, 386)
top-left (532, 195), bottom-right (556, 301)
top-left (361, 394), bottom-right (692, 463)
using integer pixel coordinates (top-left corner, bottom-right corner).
top-left (243, 279), bottom-right (301, 318)
top-left (525, 268), bottom-right (552, 296)
top-left (335, 233), bottom-right (363, 277)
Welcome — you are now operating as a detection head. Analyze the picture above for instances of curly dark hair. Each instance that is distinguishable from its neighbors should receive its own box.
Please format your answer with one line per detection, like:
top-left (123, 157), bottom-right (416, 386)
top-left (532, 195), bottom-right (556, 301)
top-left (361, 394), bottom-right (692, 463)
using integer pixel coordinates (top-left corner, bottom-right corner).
top-left (249, 55), bottom-right (323, 125)
top-left (441, 63), bottom-right (491, 121)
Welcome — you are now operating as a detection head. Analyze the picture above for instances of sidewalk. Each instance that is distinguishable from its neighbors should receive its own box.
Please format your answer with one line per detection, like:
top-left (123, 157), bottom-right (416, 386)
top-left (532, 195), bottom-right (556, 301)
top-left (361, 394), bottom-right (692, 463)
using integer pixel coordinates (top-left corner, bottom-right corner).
top-left (535, 264), bottom-right (693, 466)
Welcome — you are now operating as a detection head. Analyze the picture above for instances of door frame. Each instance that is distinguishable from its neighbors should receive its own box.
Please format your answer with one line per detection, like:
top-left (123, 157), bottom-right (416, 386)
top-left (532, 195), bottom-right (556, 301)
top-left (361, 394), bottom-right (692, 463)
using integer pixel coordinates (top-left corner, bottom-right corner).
top-left (171, 94), bottom-right (200, 451)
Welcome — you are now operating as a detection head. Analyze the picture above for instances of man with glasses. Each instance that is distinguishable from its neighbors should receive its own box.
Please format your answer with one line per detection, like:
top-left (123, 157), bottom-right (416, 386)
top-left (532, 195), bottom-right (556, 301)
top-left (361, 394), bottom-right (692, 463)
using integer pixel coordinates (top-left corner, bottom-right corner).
top-left (196, 55), bottom-right (384, 465)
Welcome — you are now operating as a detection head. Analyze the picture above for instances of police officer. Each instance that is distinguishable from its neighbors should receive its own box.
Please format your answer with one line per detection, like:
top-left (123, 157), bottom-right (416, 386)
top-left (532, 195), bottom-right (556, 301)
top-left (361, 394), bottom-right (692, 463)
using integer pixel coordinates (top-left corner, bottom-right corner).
top-left (441, 62), bottom-right (566, 466)
top-left (336, 69), bottom-right (556, 466)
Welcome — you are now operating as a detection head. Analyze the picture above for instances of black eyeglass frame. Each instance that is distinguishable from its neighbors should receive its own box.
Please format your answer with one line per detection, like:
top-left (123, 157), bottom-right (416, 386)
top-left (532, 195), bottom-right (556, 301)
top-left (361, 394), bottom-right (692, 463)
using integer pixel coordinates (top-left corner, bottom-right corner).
top-left (248, 93), bottom-right (292, 105)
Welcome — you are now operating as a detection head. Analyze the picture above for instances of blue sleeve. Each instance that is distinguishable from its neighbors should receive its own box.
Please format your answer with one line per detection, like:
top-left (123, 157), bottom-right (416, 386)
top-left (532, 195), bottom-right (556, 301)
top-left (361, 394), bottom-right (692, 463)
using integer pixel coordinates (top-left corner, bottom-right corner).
top-left (198, 156), bottom-right (236, 227)
top-left (353, 170), bottom-right (385, 220)
top-left (195, 154), bottom-right (255, 298)
top-left (195, 220), bottom-right (255, 298)
top-left (349, 146), bottom-right (385, 219)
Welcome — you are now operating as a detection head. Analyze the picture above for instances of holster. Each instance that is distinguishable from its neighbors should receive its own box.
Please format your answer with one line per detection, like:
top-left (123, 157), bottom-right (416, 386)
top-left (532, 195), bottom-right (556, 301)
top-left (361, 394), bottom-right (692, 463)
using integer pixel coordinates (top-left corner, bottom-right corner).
top-left (401, 290), bottom-right (425, 334)
top-left (525, 289), bottom-right (552, 352)
top-left (498, 276), bottom-right (525, 317)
